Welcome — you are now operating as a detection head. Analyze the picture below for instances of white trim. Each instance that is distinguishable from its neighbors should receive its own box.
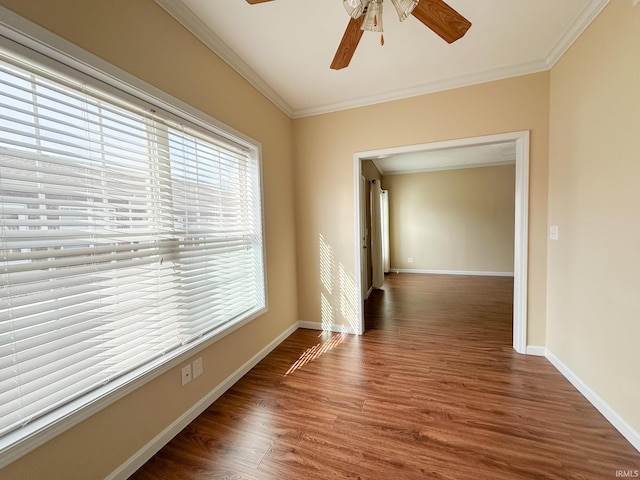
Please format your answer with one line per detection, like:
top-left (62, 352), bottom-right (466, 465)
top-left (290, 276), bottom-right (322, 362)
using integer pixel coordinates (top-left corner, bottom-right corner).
top-left (107, 322), bottom-right (299, 480)
top-left (106, 328), bottom-right (640, 480)
top-left (393, 269), bottom-right (514, 277)
top-left (545, 350), bottom-right (640, 453)
top-left (294, 60), bottom-right (549, 118)
top-left (525, 345), bottom-right (547, 357)
top-left (366, 286), bottom-right (374, 299)
top-left (150, 1), bottom-right (608, 119)
top-left (298, 321), bottom-right (360, 335)
top-left (358, 132), bottom-right (527, 159)
top-left (109, 332), bottom-right (640, 479)
top-left (354, 131), bottom-right (530, 354)
top-left (512, 132), bottom-right (530, 354)
top-left (355, 161), bottom-right (366, 335)
top-left (153, 0), bottom-right (293, 117)
top-left (545, 0), bottom-right (610, 69)
top-left (0, 8), bottom-right (270, 468)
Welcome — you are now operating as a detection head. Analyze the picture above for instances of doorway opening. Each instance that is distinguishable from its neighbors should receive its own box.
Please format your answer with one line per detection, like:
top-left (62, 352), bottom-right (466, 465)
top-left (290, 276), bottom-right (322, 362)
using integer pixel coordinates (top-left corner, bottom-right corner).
top-left (353, 131), bottom-right (529, 353)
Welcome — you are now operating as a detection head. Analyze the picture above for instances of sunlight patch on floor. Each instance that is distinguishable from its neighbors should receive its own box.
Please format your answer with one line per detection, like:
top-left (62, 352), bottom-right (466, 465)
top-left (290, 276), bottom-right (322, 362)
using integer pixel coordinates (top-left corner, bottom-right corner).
top-left (284, 333), bottom-right (347, 376)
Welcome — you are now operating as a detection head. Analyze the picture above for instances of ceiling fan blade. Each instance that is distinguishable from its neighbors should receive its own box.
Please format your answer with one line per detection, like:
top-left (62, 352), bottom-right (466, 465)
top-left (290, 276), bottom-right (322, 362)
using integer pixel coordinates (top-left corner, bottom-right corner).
top-left (412, 0), bottom-right (471, 44)
top-left (245, 0), bottom-right (274, 4)
top-left (331, 16), bottom-right (366, 70)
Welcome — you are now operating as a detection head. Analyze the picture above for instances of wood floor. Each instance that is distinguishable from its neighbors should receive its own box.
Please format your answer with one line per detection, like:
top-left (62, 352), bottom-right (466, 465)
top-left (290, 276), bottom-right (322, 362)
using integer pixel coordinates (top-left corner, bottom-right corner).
top-left (131, 273), bottom-right (640, 479)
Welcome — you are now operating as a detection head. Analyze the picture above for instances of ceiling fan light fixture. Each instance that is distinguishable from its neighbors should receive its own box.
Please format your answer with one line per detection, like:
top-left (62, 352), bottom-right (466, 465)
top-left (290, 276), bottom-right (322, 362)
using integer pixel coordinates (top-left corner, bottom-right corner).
top-left (361, 0), bottom-right (383, 32)
top-left (343, 0), bottom-right (367, 19)
top-left (390, 0), bottom-right (418, 22)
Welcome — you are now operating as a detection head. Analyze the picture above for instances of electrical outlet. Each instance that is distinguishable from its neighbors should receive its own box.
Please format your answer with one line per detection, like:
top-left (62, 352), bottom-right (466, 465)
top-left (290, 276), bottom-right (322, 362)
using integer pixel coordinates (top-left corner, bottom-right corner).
top-left (407, 257), bottom-right (414, 263)
top-left (181, 364), bottom-right (192, 386)
top-left (193, 357), bottom-right (203, 379)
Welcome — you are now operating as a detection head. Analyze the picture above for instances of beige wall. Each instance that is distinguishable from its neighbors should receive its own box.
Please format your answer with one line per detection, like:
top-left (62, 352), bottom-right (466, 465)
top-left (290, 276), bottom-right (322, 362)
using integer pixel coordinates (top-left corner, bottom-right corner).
top-left (0, 0), bottom-right (297, 478)
top-left (9, 0), bottom-right (638, 475)
top-left (384, 165), bottom-right (515, 273)
top-left (293, 72), bottom-right (550, 345)
top-left (548, 0), bottom-right (640, 435)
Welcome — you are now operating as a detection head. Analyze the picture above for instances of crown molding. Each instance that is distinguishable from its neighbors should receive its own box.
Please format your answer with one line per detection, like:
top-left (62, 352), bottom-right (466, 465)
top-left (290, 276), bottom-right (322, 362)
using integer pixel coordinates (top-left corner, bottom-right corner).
top-left (545, 0), bottom-right (610, 69)
top-left (156, 0), bottom-right (609, 120)
top-left (153, 0), bottom-right (294, 118)
top-left (294, 0), bottom-right (610, 118)
top-left (291, 58), bottom-right (549, 118)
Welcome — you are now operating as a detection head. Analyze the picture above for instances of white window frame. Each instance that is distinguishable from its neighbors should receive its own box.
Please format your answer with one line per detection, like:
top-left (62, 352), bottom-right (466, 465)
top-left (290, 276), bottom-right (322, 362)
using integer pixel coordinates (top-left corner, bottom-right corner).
top-left (0, 7), bottom-right (268, 467)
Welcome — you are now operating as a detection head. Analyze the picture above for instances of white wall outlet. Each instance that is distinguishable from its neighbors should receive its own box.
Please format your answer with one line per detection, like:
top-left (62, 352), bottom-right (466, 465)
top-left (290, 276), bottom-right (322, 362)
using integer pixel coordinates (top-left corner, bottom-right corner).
top-left (407, 257), bottom-right (414, 263)
top-left (181, 364), bottom-right (192, 386)
top-left (549, 225), bottom-right (559, 241)
top-left (193, 357), bottom-right (203, 379)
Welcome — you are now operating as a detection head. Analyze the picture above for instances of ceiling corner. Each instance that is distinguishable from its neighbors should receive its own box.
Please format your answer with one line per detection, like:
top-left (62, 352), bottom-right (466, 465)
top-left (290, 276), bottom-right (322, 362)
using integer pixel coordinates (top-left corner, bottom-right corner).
top-left (153, 0), bottom-right (294, 118)
top-left (370, 158), bottom-right (386, 175)
top-left (544, 0), bottom-right (610, 69)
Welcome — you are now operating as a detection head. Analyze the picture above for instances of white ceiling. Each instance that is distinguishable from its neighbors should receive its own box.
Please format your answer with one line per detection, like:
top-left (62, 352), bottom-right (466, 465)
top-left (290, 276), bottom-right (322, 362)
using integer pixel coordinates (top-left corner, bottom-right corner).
top-left (155, 0), bottom-right (609, 119)
top-left (371, 142), bottom-right (516, 175)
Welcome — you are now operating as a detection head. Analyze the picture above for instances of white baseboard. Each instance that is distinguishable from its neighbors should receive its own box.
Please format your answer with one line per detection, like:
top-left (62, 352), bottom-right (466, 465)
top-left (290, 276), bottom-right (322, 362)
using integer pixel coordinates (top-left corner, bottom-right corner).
top-left (108, 324), bottom-right (638, 479)
top-left (392, 269), bottom-right (514, 277)
top-left (545, 349), bottom-right (640, 453)
top-left (107, 322), bottom-right (300, 480)
top-left (525, 345), bottom-right (547, 356)
top-left (298, 321), bottom-right (359, 335)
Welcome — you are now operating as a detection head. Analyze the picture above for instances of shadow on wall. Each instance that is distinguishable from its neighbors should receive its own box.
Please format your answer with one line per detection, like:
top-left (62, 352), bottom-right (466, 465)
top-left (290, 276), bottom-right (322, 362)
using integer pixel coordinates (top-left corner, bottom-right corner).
top-left (319, 234), bottom-right (359, 333)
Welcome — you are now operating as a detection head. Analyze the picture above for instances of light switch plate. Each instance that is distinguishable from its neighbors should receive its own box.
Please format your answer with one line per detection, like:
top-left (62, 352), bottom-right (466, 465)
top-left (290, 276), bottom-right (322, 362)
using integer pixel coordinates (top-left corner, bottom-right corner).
top-left (549, 225), bottom-right (559, 241)
top-left (193, 357), bottom-right (203, 379)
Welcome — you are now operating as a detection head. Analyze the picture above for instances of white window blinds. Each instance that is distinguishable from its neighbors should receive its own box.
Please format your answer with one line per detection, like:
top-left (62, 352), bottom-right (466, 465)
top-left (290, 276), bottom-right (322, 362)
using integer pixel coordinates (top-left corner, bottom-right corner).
top-left (0, 54), bottom-right (265, 440)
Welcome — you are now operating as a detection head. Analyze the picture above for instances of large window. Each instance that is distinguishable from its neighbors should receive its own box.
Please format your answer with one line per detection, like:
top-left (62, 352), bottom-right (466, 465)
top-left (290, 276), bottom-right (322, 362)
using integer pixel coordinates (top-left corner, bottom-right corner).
top-left (0, 44), bottom-right (265, 455)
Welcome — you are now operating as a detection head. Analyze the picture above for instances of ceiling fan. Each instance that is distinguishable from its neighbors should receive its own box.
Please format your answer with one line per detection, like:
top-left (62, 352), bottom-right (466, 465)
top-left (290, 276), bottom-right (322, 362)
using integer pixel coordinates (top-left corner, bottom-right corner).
top-left (245, 0), bottom-right (471, 70)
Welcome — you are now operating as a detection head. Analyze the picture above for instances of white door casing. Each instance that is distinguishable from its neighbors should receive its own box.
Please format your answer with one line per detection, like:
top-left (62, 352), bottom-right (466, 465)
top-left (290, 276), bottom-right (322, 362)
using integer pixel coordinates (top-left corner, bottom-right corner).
top-left (354, 131), bottom-right (530, 353)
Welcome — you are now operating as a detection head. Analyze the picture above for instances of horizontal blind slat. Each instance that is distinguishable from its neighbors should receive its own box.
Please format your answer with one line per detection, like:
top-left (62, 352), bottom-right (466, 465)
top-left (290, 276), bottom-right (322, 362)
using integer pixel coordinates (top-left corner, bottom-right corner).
top-left (0, 51), bottom-right (264, 444)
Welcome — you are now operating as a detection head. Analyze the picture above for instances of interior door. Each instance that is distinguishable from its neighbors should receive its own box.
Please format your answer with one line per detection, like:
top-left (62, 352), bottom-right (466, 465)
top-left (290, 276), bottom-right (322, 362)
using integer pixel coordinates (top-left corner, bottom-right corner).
top-left (359, 175), bottom-right (368, 303)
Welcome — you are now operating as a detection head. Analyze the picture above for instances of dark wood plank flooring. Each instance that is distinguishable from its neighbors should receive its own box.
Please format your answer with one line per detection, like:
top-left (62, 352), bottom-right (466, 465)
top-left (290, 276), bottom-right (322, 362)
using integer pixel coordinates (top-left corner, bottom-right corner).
top-left (131, 273), bottom-right (640, 479)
